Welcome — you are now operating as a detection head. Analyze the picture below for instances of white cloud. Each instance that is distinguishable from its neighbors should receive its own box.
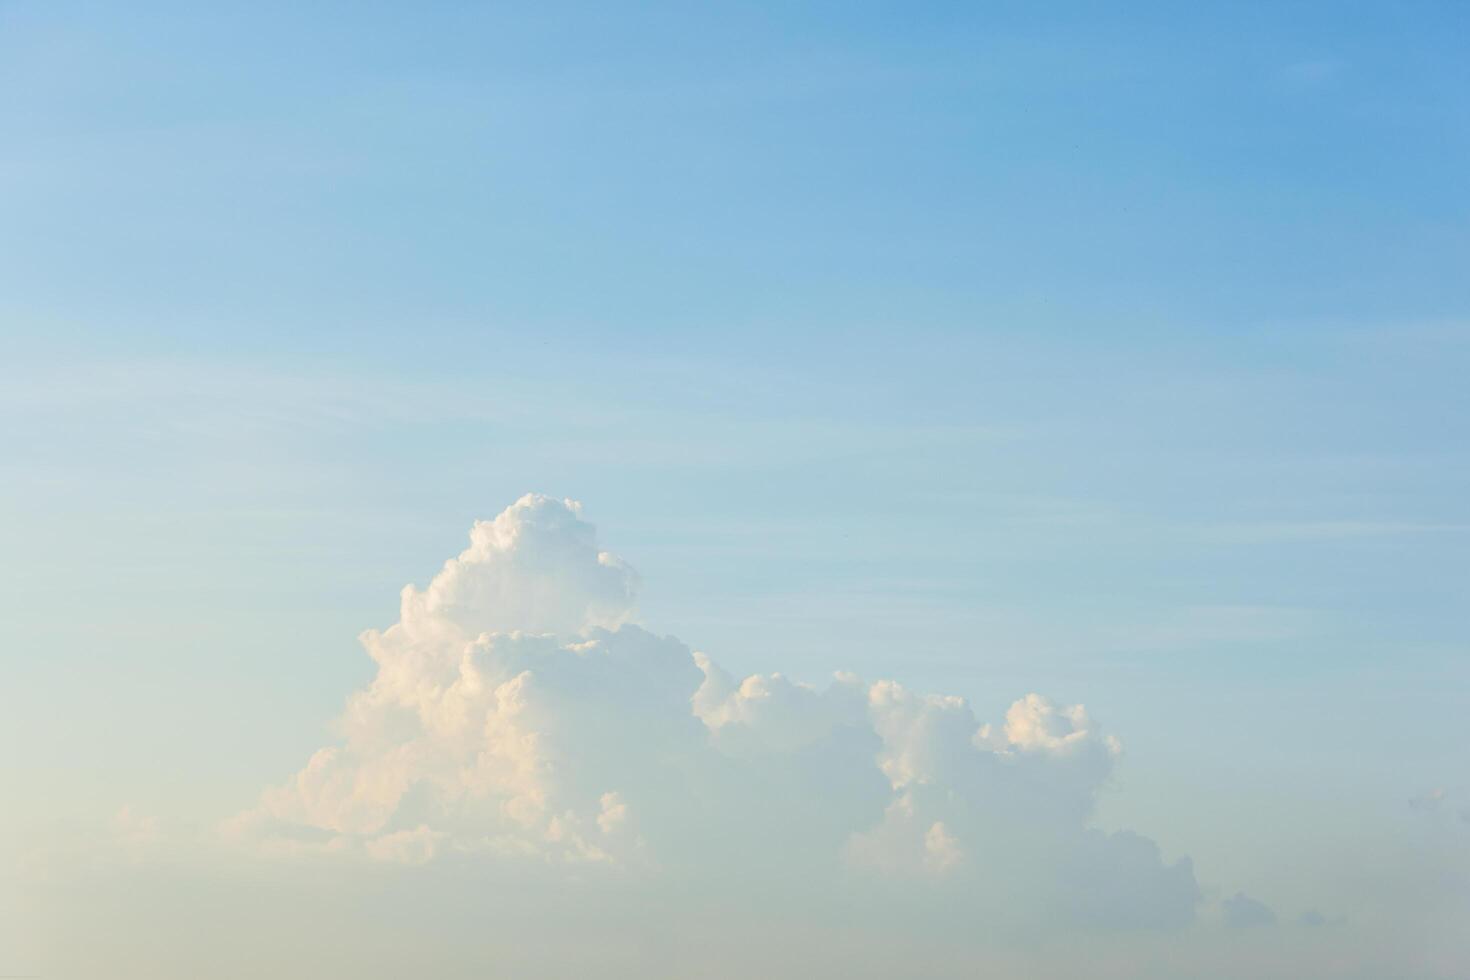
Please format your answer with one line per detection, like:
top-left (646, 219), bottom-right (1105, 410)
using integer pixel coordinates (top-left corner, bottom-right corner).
top-left (385, 492), bottom-right (638, 642)
top-left (231, 494), bottom-right (1199, 928)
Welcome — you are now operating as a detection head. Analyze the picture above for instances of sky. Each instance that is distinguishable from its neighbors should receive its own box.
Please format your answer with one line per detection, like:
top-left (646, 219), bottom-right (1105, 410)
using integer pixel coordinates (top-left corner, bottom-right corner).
top-left (2, 2), bottom-right (1468, 977)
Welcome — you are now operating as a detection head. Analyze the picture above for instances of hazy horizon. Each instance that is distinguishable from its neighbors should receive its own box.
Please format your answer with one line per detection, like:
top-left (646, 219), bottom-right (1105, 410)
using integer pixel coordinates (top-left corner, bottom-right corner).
top-left (3, 2), bottom-right (1467, 977)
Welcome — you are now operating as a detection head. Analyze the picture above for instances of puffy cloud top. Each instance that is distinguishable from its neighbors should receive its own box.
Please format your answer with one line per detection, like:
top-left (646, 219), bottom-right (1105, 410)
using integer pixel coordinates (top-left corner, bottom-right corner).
top-left (392, 493), bottom-right (637, 643)
top-left (234, 495), bottom-right (1199, 929)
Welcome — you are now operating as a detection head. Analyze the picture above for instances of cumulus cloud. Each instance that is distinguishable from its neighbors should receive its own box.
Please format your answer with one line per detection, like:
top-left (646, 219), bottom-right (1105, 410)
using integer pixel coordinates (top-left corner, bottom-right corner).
top-left (232, 494), bottom-right (1200, 929)
top-left (1222, 891), bottom-right (1277, 928)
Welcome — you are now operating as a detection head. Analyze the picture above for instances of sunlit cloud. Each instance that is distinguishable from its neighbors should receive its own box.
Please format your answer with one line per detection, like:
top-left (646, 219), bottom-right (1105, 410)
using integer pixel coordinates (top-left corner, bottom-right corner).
top-left (229, 494), bottom-right (1200, 929)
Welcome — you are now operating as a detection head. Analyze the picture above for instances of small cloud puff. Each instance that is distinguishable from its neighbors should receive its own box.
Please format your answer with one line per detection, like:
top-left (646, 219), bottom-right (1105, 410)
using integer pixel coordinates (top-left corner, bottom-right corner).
top-left (1409, 786), bottom-right (1470, 827)
top-left (1297, 908), bottom-right (1347, 928)
top-left (1409, 787), bottom-right (1447, 812)
top-left (232, 494), bottom-right (1200, 929)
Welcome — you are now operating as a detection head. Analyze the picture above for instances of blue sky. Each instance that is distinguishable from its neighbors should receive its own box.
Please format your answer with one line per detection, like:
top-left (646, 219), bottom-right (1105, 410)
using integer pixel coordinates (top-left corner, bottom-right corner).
top-left (2, 3), bottom-right (1468, 977)
top-left (6, 1), bottom-right (1469, 348)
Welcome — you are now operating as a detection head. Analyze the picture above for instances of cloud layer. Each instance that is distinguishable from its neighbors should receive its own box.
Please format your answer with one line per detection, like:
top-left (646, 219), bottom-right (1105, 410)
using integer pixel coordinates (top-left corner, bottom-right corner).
top-left (231, 494), bottom-right (1198, 928)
